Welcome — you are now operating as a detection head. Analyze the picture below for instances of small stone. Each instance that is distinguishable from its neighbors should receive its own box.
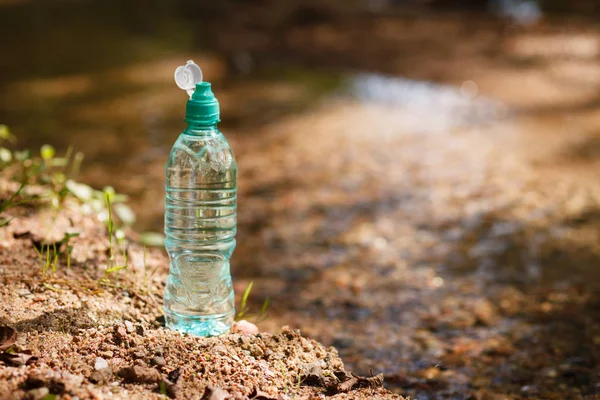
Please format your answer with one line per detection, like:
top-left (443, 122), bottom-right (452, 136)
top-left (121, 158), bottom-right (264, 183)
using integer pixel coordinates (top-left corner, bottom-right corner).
top-left (27, 387), bottom-right (49, 400)
top-left (132, 351), bottom-right (146, 359)
top-left (119, 365), bottom-right (162, 384)
top-left (136, 325), bottom-right (145, 336)
top-left (134, 359), bottom-right (147, 367)
top-left (124, 321), bottom-right (135, 333)
top-left (151, 356), bottom-right (166, 368)
top-left (415, 367), bottom-right (440, 380)
top-left (471, 299), bottom-right (496, 326)
top-left (99, 351), bottom-right (114, 359)
top-left (89, 371), bottom-right (109, 384)
top-left (231, 320), bottom-right (259, 335)
top-left (249, 345), bottom-right (264, 358)
top-left (158, 379), bottom-right (181, 399)
top-left (158, 368), bottom-right (182, 399)
top-left (91, 357), bottom-right (113, 384)
top-left (22, 373), bottom-right (45, 389)
top-left (114, 325), bottom-right (127, 344)
top-left (94, 357), bottom-right (109, 371)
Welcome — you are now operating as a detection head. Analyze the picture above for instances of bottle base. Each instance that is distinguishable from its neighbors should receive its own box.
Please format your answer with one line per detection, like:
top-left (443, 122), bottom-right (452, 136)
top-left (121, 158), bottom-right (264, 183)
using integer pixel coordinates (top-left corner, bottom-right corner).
top-left (164, 310), bottom-right (233, 337)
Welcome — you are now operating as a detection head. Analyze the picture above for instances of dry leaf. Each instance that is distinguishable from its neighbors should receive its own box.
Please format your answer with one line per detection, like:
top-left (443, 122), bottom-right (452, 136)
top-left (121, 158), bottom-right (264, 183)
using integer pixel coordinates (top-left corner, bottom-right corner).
top-left (300, 362), bottom-right (326, 387)
top-left (331, 371), bottom-right (384, 393)
top-left (201, 385), bottom-right (231, 400)
top-left (249, 387), bottom-right (280, 400)
top-left (0, 352), bottom-right (37, 367)
top-left (0, 326), bottom-right (17, 352)
top-left (355, 373), bottom-right (384, 388)
top-left (336, 376), bottom-right (358, 393)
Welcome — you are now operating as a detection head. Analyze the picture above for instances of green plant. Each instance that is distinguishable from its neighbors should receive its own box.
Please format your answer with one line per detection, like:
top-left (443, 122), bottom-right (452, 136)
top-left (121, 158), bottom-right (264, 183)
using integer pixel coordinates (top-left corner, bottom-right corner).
top-left (236, 281), bottom-right (253, 320)
top-left (62, 232), bottom-right (79, 270)
top-left (0, 181), bottom-right (27, 227)
top-left (105, 192), bottom-right (115, 266)
top-left (33, 231), bottom-right (80, 278)
top-left (99, 191), bottom-right (128, 286)
top-left (235, 281), bottom-right (270, 322)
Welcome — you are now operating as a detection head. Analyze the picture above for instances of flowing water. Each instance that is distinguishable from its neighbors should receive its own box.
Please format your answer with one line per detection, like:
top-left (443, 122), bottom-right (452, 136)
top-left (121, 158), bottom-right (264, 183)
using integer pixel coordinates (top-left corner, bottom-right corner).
top-left (1, 0), bottom-right (600, 397)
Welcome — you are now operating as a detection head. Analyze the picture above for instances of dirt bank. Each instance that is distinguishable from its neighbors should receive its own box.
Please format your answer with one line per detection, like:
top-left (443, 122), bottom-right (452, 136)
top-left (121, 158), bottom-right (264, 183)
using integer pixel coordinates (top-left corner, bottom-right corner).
top-left (0, 184), bottom-right (401, 400)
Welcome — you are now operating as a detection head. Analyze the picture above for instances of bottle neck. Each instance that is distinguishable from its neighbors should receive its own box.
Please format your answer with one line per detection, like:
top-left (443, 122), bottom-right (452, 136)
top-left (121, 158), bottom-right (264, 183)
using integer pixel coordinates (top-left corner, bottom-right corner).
top-left (183, 123), bottom-right (219, 137)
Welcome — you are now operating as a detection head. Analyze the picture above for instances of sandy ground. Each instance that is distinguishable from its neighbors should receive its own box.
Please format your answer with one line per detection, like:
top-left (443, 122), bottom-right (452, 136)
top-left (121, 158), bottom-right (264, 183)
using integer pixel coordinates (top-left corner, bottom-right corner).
top-left (0, 190), bottom-right (402, 400)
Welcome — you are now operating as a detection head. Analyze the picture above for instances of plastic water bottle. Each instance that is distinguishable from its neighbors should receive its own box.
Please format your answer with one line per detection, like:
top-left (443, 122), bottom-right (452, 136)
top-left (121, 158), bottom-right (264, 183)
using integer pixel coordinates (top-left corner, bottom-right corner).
top-left (164, 61), bottom-right (237, 336)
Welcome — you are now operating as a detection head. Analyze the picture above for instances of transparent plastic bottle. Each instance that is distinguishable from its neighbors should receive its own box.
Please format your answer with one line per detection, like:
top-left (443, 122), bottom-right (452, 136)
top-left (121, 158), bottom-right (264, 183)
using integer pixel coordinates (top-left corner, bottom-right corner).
top-left (164, 62), bottom-right (237, 336)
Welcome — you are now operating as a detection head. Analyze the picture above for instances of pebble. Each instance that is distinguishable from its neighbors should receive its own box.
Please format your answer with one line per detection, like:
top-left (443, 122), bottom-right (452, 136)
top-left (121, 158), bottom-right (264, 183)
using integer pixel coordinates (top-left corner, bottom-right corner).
top-left (231, 320), bottom-right (259, 335)
top-left (94, 357), bottom-right (109, 371)
top-left (118, 365), bottom-right (161, 384)
top-left (89, 371), bottom-right (108, 384)
top-left (27, 387), bottom-right (49, 400)
top-left (124, 321), bottom-right (135, 333)
top-left (151, 356), bottom-right (166, 368)
top-left (114, 326), bottom-right (127, 343)
top-left (99, 351), bottom-right (113, 359)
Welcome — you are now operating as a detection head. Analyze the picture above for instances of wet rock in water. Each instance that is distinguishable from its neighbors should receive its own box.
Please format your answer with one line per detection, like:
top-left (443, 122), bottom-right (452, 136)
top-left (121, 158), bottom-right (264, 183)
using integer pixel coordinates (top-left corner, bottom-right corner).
top-left (415, 367), bottom-right (441, 380)
top-left (201, 385), bottom-right (231, 400)
top-left (473, 390), bottom-right (513, 400)
top-left (440, 309), bottom-right (477, 329)
top-left (118, 365), bottom-right (161, 384)
top-left (231, 320), bottom-right (259, 335)
top-left (470, 298), bottom-right (497, 326)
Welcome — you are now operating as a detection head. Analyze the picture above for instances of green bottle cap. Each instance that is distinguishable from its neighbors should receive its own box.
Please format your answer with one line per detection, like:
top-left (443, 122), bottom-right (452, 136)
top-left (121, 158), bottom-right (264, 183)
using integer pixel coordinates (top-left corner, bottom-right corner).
top-left (185, 82), bottom-right (220, 126)
top-left (174, 60), bottom-right (220, 126)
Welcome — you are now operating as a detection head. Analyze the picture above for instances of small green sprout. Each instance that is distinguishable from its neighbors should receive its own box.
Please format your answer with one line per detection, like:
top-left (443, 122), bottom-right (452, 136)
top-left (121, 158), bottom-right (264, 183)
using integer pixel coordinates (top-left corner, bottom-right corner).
top-left (235, 281), bottom-right (270, 322)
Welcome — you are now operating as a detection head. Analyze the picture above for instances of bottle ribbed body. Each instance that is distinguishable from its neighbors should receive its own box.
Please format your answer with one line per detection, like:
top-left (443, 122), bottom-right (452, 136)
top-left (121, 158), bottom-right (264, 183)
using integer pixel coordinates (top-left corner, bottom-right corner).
top-left (164, 126), bottom-right (237, 336)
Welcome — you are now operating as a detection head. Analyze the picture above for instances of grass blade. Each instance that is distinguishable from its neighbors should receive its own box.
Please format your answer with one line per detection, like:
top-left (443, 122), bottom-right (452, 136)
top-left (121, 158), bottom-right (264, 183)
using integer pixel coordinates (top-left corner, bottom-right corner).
top-left (241, 281), bottom-right (253, 312)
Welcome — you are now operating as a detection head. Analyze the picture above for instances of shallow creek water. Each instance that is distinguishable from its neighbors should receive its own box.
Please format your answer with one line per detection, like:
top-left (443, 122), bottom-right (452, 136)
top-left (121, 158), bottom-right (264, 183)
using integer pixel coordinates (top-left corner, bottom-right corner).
top-left (1, 1), bottom-right (599, 397)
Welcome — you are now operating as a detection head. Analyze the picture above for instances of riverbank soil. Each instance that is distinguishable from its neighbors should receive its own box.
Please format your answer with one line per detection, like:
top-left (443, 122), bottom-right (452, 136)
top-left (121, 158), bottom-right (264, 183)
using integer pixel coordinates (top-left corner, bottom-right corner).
top-left (0, 190), bottom-right (401, 399)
